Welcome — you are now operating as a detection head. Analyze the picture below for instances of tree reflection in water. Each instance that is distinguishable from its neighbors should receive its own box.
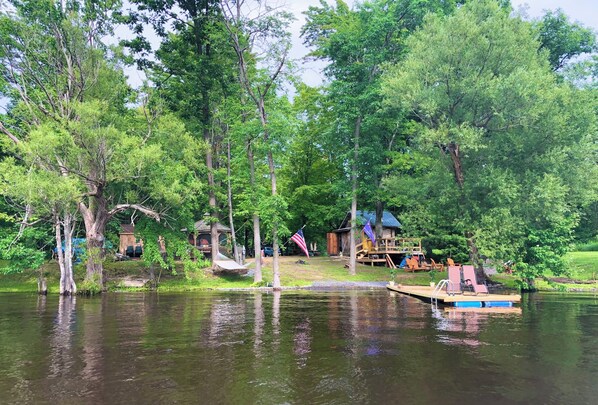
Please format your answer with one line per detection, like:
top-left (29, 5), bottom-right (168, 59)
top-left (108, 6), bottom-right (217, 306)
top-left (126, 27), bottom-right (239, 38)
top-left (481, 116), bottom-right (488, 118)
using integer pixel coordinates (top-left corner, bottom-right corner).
top-left (49, 295), bottom-right (76, 379)
top-left (0, 291), bottom-right (596, 404)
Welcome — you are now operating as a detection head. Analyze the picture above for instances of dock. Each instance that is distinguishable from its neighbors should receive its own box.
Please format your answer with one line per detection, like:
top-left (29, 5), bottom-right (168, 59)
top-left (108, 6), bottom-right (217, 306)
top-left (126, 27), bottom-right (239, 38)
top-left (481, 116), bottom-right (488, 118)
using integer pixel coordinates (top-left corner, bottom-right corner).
top-left (387, 284), bottom-right (521, 307)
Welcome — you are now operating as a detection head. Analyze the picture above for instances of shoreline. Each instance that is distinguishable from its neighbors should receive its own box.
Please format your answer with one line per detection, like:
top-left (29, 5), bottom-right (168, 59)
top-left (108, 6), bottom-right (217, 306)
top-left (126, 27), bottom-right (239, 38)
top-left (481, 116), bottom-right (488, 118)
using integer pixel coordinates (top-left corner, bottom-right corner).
top-left (1, 254), bottom-right (597, 294)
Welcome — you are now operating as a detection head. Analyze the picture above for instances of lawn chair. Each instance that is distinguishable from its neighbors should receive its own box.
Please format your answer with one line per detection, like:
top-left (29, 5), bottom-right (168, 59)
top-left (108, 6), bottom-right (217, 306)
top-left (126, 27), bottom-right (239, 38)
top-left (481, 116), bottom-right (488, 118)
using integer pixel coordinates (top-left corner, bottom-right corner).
top-left (447, 258), bottom-right (461, 267)
top-left (430, 259), bottom-right (444, 272)
top-left (405, 257), bottom-right (419, 271)
top-left (462, 265), bottom-right (489, 295)
top-left (406, 257), bottom-right (429, 272)
top-left (446, 266), bottom-right (463, 295)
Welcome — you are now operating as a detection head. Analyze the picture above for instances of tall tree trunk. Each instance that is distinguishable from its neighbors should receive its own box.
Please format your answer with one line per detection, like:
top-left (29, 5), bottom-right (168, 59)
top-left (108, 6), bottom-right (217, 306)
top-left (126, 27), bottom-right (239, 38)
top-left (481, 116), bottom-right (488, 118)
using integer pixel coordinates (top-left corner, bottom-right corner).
top-left (248, 142), bottom-right (262, 282)
top-left (447, 142), bottom-right (484, 279)
top-left (220, 2), bottom-right (288, 286)
top-left (78, 191), bottom-right (160, 291)
top-left (54, 209), bottom-right (67, 295)
top-left (81, 221), bottom-right (106, 286)
top-left (466, 231), bottom-right (482, 273)
top-left (375, 200), bottom-right (384, 240)
top-left (62, 211), bottom-right (76, 295)
top-left (349, 115), bottom-right (362, 276)
top-left (53, 209), bottom-right (76, 296)
top-left (447, 143), bottom-right (465, 188)
top-left (206, 125), bottom-right (219, 266)
top-left (266, 147), bottom-right (281, 290)
top-left (79, 193), bottom-right (109, 287)
top-left (227, 139), bottom-right (240, 263)
top-left (260, 98), bottom-right (281, 289)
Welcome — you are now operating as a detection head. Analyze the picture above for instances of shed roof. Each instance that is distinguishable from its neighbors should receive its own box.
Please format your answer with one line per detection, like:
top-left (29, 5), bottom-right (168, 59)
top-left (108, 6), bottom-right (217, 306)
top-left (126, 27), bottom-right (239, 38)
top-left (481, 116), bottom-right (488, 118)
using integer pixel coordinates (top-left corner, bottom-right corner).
top-left (194, 220), bottom-right (231, 233)
top-left (337, 210), bottom-right (401, 231)
top-left (120, 224), bottom-right (135, 234)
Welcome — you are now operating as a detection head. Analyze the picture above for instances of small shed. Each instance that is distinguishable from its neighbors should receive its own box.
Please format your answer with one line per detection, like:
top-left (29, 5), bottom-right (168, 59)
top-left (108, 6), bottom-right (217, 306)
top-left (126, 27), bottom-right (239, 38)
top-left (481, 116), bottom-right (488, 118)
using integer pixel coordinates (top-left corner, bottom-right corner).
top-left (119, 225), bottom-right (166, 258)
top-left (189, 220), bottom-right (232, 255)
top-left (119, 224), bottom-right (143, 257)
top-left (328, 210), bottom-right (402, 256)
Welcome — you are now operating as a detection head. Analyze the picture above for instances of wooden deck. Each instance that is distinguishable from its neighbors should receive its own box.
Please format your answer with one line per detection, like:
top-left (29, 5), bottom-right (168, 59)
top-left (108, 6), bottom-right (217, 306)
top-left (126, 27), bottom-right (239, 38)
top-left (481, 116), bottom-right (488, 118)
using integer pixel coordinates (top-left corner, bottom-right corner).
top-left (387, 284), bottom-right (521, 306)
top-left (355, 237), bottom-right (424, 266)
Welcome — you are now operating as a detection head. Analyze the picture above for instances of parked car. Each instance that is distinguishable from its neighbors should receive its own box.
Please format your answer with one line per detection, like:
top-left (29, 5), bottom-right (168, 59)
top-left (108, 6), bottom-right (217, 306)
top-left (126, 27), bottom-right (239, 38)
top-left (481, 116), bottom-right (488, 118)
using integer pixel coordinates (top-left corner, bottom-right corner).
top-left (263, 246), bottom-right (282, 257)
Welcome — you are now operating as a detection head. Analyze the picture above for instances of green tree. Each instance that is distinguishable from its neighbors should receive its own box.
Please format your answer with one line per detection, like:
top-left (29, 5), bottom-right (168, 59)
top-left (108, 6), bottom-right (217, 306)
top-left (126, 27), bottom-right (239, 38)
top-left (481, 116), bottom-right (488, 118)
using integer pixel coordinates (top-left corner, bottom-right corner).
top-left (302, 0), bottom-right (462, 274)
top-left (125, 0), bottom-right (237, 267)
top-left (220, 0), bottom-right (293, 288)
top-left (382, 0), bottom-right (597, 286)
top-left (280, 84), bottom-right (344, 247)
top-left (536, 9), bottom-right (596, 72)
top-left (0, 159), bottom-right (80, 294)
top-left (0, 1), bottom-right (203, 291)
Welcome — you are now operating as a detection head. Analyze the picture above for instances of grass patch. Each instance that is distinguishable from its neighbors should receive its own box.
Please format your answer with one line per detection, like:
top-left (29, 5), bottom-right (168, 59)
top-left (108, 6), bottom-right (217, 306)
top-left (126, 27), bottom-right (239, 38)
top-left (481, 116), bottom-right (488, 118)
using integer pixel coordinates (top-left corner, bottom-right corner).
top-left (1, 256), bottom-right (399, 292)
top-left (0, 261), bottom-right (62, 293)
top-left (563, 251), bottom-right (598, 280)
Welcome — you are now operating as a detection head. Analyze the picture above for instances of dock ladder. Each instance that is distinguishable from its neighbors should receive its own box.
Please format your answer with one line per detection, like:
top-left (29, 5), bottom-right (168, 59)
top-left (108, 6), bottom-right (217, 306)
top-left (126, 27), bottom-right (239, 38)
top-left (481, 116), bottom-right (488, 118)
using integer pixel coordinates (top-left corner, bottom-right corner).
top-left (431, 279), bottom-right (451, 307)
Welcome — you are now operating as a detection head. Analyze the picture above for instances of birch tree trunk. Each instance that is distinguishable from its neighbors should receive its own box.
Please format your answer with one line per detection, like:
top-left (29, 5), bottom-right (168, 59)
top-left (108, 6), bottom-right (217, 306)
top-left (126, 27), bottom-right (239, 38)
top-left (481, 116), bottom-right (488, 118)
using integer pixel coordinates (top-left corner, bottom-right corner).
top-left (227, 140), bottom-right (240, 263)
top-left (54, 210), bottom-right (67, 295)
top-left (205, 124), bottom-right (220, 265)
top-left (54, 209), bottom-right (76, 295)
top-left (248, 142), bottom-right (262, 282)
top-left (220, 0), bottom-right (289, 287)
top-left (62, 211), bottom-right (77, 295)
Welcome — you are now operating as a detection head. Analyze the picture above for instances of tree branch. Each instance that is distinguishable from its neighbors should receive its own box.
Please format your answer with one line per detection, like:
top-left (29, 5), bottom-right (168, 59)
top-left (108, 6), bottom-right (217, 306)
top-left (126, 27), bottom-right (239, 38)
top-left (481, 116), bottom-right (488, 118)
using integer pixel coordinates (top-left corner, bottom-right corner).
top-left (107, 204), bottom-right (161, 221)
top-left (0, 121), bottom-right (21, 144)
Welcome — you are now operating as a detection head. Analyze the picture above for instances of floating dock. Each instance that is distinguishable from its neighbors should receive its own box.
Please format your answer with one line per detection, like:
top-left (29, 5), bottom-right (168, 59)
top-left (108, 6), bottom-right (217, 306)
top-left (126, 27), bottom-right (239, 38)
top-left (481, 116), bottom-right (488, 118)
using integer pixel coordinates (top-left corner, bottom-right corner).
top-left (387, 284), bottom-right (521, 307)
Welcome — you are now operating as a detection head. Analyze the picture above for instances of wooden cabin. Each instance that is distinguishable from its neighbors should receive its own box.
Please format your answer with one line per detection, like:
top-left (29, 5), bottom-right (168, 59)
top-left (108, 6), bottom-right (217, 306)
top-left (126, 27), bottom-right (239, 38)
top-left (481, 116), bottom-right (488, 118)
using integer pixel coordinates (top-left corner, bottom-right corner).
top-left (328, 210), bottom-right (402, 255)
top-left (327, 210), bottom-right (421, 267)
top-left (188, 220), bottom-right (232, 256)
top-left (119, 224), bottom-right (143, 257)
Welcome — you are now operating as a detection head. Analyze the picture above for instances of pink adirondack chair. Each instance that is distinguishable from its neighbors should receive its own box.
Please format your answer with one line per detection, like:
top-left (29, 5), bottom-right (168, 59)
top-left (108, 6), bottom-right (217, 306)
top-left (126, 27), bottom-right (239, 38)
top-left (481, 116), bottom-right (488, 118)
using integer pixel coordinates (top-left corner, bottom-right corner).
top-left (446, 266), bottom-right (462, 295)
top-left (462, 265), bottom-right (489, 295)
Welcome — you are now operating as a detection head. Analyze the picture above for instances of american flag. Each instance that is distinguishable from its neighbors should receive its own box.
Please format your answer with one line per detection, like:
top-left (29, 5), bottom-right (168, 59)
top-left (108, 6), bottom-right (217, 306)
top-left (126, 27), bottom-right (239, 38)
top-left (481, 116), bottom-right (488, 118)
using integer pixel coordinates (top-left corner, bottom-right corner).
top-left (291, 229), bottom-right (310, 257)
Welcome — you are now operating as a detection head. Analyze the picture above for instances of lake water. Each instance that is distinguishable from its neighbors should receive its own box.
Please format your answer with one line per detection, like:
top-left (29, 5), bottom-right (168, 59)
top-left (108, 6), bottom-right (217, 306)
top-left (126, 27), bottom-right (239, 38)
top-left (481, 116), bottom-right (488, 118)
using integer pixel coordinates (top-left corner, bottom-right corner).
top-left (0, 290), bottom-right (596, 404)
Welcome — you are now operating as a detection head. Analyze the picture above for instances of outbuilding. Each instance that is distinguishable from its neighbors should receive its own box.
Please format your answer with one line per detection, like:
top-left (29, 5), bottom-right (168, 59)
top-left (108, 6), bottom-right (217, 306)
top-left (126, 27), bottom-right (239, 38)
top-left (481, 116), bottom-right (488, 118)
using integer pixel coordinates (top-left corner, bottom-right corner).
top-left (188, 219), bottom-right (232, 256)
top-left (327, 210), bottom-right (402, 256)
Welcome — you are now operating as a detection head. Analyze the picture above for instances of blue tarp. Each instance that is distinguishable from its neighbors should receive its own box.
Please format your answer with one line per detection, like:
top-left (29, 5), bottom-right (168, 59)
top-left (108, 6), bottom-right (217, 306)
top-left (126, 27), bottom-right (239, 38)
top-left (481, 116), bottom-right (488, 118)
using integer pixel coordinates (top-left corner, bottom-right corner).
top-left (53, 238), bottom-right (113, 263)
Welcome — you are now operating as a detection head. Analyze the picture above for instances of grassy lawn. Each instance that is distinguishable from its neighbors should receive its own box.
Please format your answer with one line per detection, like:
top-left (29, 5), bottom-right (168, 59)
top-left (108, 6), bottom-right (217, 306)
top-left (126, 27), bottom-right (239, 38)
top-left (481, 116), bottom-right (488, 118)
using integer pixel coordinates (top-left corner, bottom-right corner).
top-left (0, 260), bottom-right (62, 293)
top-left (563, 251), bottom-right (598, 280)
top-left (1, 252), bottom-right (596, 293)
top-left (158, 256), bottom-right (396, 291)
top-left (533, 251), bottom-right (598, 292)
top-left (0, 255), bottom-right (424, 292)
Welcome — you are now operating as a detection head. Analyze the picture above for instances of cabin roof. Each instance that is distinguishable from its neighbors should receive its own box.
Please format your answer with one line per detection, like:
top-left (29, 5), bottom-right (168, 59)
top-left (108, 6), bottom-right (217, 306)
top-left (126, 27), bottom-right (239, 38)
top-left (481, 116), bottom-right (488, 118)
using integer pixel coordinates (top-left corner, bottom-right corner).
top-left (194, 220), bottom-right (231, 233)
top-left (337, 210), bottom-right (401, 231)
top-left (120, 224), bottom-right (135, 234)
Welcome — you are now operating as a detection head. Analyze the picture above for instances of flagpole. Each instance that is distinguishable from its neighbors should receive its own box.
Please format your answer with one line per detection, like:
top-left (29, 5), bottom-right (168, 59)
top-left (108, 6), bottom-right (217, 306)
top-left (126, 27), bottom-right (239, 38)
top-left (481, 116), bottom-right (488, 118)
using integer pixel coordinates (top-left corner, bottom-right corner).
top-left (283, 223), bottom-right (308, 247)
top-left (289, 224), bottom-right (310, 258)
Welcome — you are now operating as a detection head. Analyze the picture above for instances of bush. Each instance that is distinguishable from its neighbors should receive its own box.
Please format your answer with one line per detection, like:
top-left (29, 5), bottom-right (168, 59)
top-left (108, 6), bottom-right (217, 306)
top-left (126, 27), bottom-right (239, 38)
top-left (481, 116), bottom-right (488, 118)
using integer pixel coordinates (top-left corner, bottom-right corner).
top-left (575, 240), bottom-right (598, 252)
top-left (78, 273), bottom-right (102, 295)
